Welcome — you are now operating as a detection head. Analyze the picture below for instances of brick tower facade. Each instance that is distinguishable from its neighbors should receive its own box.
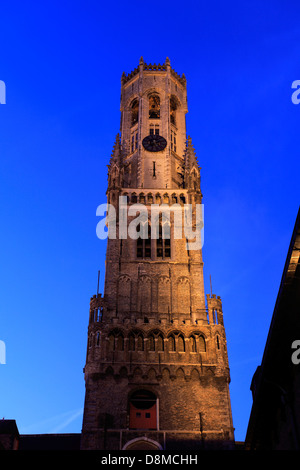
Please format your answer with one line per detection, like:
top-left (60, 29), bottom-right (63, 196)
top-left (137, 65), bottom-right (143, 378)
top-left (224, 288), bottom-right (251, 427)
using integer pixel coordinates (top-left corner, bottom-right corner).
top-left (81, 58), bottom-right (234, 450)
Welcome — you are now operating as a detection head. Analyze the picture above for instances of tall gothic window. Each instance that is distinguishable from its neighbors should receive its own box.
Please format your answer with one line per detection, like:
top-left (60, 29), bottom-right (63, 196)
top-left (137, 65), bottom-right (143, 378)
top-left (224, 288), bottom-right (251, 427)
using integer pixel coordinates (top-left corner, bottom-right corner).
top-left (116, 334), bottom-right (124, 351)
top-left (168, 335), bottom-right (175, 352)
top-left (148, 335), bottom-right (155, 351)
top-left (178, 335), bottom-right (185, 352)
top-left (157, 335), bottom-right (164, 352)
top-left (137, 334), bottom-right (144, 351)
top-left (171, 129), bottom-right (177, 153)
top-left (170, 96), bottom-right (178, 125)
top-left (137, 220), bottom-right (151, 259)
top-left (108, 331), bottom-right (124, 351)
top-left (131, 129), bottom-right (138, 153)
top-left (128, 333), bottom-right (135, 351)
top-left (190, 335), bottom-right (197, 352)
top-left (131, 98), bottom-right (139, 126)
top-left (108, 334), bottom-right (115, 351)
top-left (199, 335), bottom-right (206, 352)
top-left (156, 214), bottom-right (171, 258)
top-left (149, 94), bottom-right (160, 119)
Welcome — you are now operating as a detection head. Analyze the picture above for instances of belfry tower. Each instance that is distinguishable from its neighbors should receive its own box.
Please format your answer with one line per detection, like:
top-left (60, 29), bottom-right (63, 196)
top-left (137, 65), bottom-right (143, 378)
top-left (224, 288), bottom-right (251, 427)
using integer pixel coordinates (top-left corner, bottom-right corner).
top-left (81, 58), bottom-right (234, 450)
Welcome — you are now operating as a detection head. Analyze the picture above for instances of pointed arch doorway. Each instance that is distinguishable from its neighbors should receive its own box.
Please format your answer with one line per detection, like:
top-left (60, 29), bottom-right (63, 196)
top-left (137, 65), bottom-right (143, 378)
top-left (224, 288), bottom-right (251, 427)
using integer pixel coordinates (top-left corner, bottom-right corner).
top-left (123, 437), bottom-right (162, 450)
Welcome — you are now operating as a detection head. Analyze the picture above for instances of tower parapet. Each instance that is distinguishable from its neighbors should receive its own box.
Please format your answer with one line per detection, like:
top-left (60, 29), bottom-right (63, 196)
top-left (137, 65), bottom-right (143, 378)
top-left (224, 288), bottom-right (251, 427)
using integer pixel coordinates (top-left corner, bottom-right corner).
top-left (121, 57), bottom-right (186, 87)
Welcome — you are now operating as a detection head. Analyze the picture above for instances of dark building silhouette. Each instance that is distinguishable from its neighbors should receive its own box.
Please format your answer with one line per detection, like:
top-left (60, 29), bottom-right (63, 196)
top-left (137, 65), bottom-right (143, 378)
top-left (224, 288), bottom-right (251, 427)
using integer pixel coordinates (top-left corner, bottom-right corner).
top-left (245, 207), bottom-right (300, 450)
top-left (0, 419), bottom-right (80, 450)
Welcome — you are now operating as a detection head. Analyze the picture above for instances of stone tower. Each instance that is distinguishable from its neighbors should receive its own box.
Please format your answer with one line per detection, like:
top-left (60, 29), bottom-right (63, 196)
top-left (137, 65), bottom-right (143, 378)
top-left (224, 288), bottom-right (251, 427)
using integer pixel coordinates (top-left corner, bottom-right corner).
top-left (81, 58), bottom-right (234, 450)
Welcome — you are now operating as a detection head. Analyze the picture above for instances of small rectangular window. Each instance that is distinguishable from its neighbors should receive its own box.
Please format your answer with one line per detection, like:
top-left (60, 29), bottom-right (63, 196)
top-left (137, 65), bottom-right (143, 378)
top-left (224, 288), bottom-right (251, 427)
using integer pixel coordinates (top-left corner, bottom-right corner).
top-left (164, 238), bottom-right (171, 258)
top-left (145, 413), bottom-right (151, 418)
top-left (156, 217), bottom-right (171, 258)
top-left (131, 130), bottom-right (138, 153)
top-left (157, 239), bottom-right (163, 258)
top-left (171, 130), bottom-right (177, 153)
top-left (145, 239), bottom-right (151, 258)
top-left (137, 224), bottom-right (151, 259)
top-left (137, 238), bottom-right (143, 258)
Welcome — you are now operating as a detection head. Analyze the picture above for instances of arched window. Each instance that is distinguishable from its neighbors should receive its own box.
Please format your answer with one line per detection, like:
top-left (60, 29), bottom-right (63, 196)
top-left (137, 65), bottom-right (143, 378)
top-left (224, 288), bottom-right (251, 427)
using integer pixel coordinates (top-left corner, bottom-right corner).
top-left (129, 390), bottom-right (157, 430)
top-left (179, 194), bottom-right (186, 204)
top-left (168, 335), bottom-right (175, 352)
top-left (108, 334), bottom-right (115, 351)
top-left (116, 334), bottom-right (124, 351)
top-left (128, 333), bottom-right (135, 351)
top-left (199, 335), bottom-right (206, 352)
top-left (190, 336), bottom-right (197, 352)
top-left (178, 335), bottom-right (185, 352)
top-left (148, 335), bottom-right (155, 351)
top-left (213, 309), bottom-right (218, 325)
top-left (93, 307), bottom-right (102, 322)
top-left (131, 98), bottom-right (139, 126)
top-left (156, 213), bottom-right (171, 258)
top-left (96, 332), bottom-right (100, 346)
top-left (157, 335), bottom-right (164, 352)
top-left (170, 95), bottom-right (178, 125)
top-left (171, 193), bottom-right (178, 204)
top-left (171, 129), bottom-right (177, 153)
top-left (137, 219), bottom-right (151, 259)
top-left (137, 335), bottom-right (144, 351)
top-left (131, 129), bottom-right (138, 153)
top-left (149, 94), bottom-right (160, 119)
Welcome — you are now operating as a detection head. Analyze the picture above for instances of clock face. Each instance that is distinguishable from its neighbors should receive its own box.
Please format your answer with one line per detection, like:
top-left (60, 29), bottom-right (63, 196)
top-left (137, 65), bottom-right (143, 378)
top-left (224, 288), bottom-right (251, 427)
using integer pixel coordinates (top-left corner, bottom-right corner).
top-left (142, 134), bottom-right (167, 152)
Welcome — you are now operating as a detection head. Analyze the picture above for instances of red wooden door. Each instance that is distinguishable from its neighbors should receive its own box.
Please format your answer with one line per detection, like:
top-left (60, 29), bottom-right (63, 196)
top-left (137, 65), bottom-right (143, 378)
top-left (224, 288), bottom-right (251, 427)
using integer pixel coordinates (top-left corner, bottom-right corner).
top-left (129, 402), bottom-right (157, 430)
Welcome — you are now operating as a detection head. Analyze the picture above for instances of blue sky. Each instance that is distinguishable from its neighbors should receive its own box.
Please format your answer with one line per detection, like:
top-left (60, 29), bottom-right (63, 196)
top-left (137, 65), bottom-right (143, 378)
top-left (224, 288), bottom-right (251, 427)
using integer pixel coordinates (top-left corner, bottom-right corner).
top-left (0, 0), bottom-right (299, 442)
